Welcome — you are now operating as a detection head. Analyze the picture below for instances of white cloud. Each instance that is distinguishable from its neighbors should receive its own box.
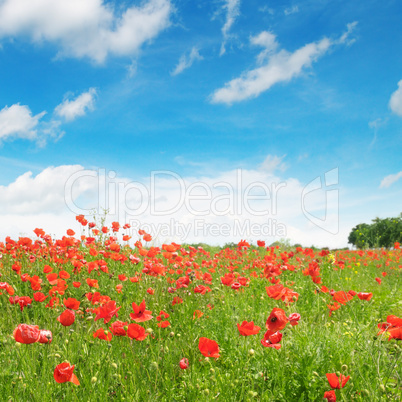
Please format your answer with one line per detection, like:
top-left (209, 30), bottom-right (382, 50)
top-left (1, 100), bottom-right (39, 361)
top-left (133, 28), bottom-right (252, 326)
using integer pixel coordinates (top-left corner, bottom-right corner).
top-left (0, 89), bottom-right (96, 145)
top-left (380, 171), bottom-right (402, 188)
top-left (171, 47), bottom-right (203, 76)
top-left (338, 21), bottom-right (358, 46)
top-left (211, 24), bottom-right (357, 104)
top-left (55, 88), bottom-right (97, 121)
top-left (259, 154), bottom-right (287, 174)
top-left (0, 165), bottom-right (84, 214)
top-left (0, 104), bottom-right (46, 142)
top-left (0, 159), bottom-right (351, 248)
top-left (284, 5), bottom-right (299, 15)
top-left (389, 80), bottom-right (402, 116)
top-left (250, 31), bottom-right (278, 64)
top-left (220, 0), bottom-right (240, 56)
top-left (0, 0), bottom-right (172, 63)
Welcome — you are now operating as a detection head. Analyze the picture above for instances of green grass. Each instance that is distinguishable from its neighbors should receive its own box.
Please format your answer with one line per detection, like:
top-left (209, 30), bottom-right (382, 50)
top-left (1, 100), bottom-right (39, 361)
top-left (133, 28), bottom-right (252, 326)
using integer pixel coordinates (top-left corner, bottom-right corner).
top-left (0, 235), bottom-right (401, 401)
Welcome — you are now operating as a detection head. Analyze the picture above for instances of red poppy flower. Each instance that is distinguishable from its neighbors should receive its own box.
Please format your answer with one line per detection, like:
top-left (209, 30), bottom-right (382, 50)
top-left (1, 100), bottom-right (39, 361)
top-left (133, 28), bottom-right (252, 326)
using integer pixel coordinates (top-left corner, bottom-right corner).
top-left (257, 240), bottom-right (265, 247)
top-left (63, 298), bottom-right (80, 310)
top-left (34, 292), bottom-right (48, 302)
top-left (179, 358), bottom-right (189, 369)
top-left (109, 321), bottom-right (128, 336)
top-left (143, 233), bottom-right (152, 242)
top-left (0, 282), bottom-right (14, 295)
top-left (127, 323), bottom-right (148, 341)
top-left (172, 296), bottom-right (183, 306)
top-left (231, 282), bottom-right (241, 290)
top-left (156, 311), bottom-right (171, 327)
top-left (388, 327), bottom-right (402, 340)
top-left (261, 330), bottom-right (283, 349)
top-left (93, 328), bottom-right (113, 341)
top-left (10, 296), bottom-right (32, 311)
top-left (266, 284), bottom-right (298, 303)
top-left (193, 310), bottom-right (204, 320)
top-left (57, 309), bottom-right (75, 326)
top-left (327, 302), bottom-right (341, 317)
top-left (198, 337), bottom-right (220, 358)
top-left (265, 308), bottom-right (288, 335)
top-left (94, 300), bottom-right (121, 324)
top-left (33, 228), bottom-right (45, 237)
top-left (130, 300), bottom-right (153, 322)
top-left (13, 324), bottom-right (41, 344)
top-left (323, 390), bottom-right (336, 401)
top-left (39, 329), bottom-right (53, 344)
top-left (157, 311), bottom-right (170, 321)
top-left (375, 277), bottom-right (382, 285)
top-left (147, 288), bottom-right (155, 295)
top-left (54, 363), bottom-right (80, 385)
top-left (357, 292), bottom-right (373, 301)
top-left (86, 278), bottom-right (99, 288)
top-left (237, 321), bottom-right (261, 336)
top-left (194, 285), bottom-right (211, 295)
top-left (326, 373), bottom-right (350, 389)
top-left (73, 282), bottom-right (81, 288)
top-left (59, 270), bottom-right (70, 279)
top-left (43, 265), bottom-right (52, 273)
top-left (288, 313), bottom-right (301, 326)
top-left (333, 291), bottom-right (354, 305)
top-left (46, 273), bottom-right (58, 285)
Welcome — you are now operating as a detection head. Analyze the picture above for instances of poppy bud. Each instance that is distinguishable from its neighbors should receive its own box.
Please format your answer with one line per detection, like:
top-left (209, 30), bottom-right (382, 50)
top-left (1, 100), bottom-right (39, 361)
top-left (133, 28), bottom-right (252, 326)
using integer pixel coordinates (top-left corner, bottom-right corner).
top-left (341, 364), bottom-right (348, 372)
top-left (249, 349), bottom-right (255, 356)
top-left (91, 377), bottom-right (97, 384)
top-left (179, 358), bottom-right (189, 369)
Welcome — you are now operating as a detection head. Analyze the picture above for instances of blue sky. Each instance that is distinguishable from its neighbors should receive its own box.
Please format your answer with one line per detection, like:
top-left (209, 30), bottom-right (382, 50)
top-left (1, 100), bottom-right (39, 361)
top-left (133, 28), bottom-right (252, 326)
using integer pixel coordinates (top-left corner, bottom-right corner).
top-left (0, 0), bottom-right (401, 247)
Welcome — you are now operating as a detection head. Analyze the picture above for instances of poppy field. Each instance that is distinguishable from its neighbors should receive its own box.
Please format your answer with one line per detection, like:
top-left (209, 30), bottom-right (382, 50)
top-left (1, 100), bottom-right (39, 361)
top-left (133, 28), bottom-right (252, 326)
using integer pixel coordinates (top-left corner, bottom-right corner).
top-left (1, 217), bottom-right (402, 401)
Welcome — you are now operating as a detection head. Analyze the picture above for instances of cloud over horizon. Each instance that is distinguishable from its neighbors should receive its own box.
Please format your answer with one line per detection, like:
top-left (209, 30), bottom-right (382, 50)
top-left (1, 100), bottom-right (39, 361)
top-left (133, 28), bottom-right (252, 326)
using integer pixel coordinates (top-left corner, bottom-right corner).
top-left (0, 160), bottom-right (350, 248)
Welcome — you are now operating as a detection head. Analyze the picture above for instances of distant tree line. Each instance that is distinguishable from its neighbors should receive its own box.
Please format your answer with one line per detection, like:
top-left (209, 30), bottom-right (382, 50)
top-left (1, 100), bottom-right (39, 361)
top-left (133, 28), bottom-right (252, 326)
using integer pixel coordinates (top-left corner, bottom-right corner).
top-left (348, 214), bottom-right (402, 249)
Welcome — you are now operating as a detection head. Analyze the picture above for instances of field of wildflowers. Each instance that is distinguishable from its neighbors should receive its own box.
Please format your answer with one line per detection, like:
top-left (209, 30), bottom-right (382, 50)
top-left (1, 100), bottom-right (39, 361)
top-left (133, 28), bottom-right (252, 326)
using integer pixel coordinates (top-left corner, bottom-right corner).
top-left (0, 216), bottom-right (401, 401)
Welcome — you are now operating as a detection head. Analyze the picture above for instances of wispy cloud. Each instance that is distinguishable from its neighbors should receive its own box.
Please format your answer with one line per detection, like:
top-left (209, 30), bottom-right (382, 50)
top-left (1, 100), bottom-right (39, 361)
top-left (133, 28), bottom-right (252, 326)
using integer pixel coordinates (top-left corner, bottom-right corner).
top-left (171, 47), bottom-right (203, 76)
top-left (259, 154), bottom-right (287, 174)
top-left (284, 5), bottom-right (299, 15)
top-left (55, 88), bottom-right (97, 121)
top-left (389, 79), bottom-right (402, 116)
top-left (380, 172), bottom-right (402, 188)
top-left (210, 23), bottom-right (357, 104)
top-left (0, 0), bottom-right (172, 63)
top-left (220, 0), bottom-right (241, 56)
